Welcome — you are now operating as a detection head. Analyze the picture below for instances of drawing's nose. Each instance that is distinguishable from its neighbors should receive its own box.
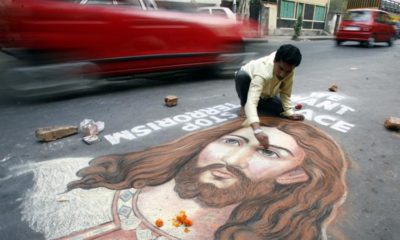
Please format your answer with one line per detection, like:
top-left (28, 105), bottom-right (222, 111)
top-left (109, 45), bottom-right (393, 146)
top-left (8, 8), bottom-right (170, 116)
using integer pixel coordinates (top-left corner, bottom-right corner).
top-left (221, 147), bottom-right (253, 169)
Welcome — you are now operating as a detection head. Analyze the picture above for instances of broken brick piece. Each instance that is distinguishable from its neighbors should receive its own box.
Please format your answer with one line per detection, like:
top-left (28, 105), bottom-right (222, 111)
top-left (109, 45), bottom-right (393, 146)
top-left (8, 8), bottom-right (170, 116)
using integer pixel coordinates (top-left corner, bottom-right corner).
top-left (82, 135), bottom-right (101, 145)
top-left (35, 125), bottom-right (78, 142)
top-left (165, 95), bottom-right (178, 107)
top-left (329, 84), bottom-right (338, 92)
top-left (384, 117), bottom-right (400, 130)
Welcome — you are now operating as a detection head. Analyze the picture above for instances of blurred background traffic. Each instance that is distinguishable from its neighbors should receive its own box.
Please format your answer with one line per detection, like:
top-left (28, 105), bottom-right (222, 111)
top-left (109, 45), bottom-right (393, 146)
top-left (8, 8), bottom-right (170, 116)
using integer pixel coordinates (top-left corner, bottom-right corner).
top-left (0, 0), bottom-right (399, 98)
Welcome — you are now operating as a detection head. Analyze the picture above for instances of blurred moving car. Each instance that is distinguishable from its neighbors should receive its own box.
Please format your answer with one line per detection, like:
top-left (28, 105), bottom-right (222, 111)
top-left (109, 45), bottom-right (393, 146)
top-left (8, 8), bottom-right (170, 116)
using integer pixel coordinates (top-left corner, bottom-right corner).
top-left (0, 0), bottom-right (261, 97)
top-left (335, 9), bottom-right (397, 47)
top-left (197, 7), bottom-right (237, 21)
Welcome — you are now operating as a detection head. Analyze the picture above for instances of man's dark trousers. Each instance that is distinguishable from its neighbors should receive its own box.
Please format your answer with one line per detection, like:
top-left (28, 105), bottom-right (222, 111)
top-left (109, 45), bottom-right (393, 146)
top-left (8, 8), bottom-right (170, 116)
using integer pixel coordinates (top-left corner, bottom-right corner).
top-left (235, 69), bottom-right (284, 117)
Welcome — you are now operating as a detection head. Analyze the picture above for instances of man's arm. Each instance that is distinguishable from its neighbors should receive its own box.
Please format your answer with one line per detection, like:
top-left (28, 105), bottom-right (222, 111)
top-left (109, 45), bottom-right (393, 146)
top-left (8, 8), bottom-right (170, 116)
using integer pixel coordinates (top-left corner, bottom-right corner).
top-left (244, 76), bottom-right (263, 125)
top-left (280, 75), bottom-right (304, 121)
top-left (244, 75), bottom-right (270, 149)
top-left (250, 122), bottom-right (269, 149)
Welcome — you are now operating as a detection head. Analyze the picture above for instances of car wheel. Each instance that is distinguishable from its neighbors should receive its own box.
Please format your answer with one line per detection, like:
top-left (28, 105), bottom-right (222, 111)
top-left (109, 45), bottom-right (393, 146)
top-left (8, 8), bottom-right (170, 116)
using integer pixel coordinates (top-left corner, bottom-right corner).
top-left (366, 36), bottom-right (375, 48)
top-left (215, 43), bottom-right (253, 78)
top-left (216, 52), bottom-right (246, 78)
top-left (336, 40), bottom-right (343, 46)
top-left (388, 36), bottom-right (395, 47)
top-left (1, 62), bottom-right (100, 98)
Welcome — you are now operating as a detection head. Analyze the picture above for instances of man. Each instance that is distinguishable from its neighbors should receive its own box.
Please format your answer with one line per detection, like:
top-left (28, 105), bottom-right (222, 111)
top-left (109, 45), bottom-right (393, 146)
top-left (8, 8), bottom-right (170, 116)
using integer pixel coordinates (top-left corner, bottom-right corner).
top-left (235, 44), bottom-right (305, 149)
top-left (67, 116), bottom-right (348, 240)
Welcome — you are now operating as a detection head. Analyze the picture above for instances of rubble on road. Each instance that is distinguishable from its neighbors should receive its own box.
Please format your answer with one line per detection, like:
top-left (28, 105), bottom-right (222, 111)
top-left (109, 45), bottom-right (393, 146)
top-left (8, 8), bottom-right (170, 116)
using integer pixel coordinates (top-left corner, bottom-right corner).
top-left (79, 119), bottom-right (104, 137)
top-left (79, 119), bottom-right (105, 145)
top-left (35, 125), bottom-right (78, 142)
top-left (384, 117), bottom-right (400, 130)
top-left (329, 84), bottom-right (338, 92)
top-left (82, 135), bottom-right (101, 145)
top-left (165, 95), bottom-right (178, 107)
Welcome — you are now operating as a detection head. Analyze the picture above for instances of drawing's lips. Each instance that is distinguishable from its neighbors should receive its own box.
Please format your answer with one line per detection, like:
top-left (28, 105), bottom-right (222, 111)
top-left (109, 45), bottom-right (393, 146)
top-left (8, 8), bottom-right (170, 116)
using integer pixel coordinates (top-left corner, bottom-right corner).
top-left (210, 168), bottom-right (236, 179)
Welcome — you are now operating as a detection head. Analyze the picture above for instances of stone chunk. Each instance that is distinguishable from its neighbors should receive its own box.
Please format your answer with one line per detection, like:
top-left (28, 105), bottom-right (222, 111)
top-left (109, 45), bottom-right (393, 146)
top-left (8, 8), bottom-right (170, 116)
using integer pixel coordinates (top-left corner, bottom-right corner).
top-left (82, 135), bottom-right (101, 145)
top-left (329, 84), bottom-right (338, 92)
top-left (35, 125), bottom-right (78, 142)
top-left (165, 95), bottom-right (178, 107)
top-left (384, 117), bottom-right (400, 130)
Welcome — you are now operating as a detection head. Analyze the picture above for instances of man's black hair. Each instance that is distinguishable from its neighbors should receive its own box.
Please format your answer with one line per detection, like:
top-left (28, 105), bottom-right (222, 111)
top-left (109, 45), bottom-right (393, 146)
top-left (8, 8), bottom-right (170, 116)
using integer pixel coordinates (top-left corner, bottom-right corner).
top-left (274, 44), bottom-right (302, 67)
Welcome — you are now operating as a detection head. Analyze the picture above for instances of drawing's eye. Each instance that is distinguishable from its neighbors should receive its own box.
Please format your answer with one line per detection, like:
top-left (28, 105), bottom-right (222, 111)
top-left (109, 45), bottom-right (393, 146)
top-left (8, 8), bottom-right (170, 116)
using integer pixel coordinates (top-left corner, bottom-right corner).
top-left (257, 149), bottom-right (279, 158)
top-left (221, 138), bottom-right (240, 146)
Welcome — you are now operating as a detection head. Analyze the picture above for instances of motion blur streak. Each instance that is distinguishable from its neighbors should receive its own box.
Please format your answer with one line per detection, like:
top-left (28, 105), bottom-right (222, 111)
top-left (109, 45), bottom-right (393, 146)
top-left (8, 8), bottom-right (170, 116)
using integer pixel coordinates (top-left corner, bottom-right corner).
top-left (0, 0), bottom-right (264, 98)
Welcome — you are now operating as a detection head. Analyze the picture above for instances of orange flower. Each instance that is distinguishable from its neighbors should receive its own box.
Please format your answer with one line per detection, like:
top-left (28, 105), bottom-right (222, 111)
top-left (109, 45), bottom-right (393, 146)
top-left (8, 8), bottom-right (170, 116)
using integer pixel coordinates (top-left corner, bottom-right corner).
top-left (172, 210), bottom-right (193, 229)
top-left (176, 211), bottom-right (187, 224)
top-left (172, 219), bottom-right (181, 227)
top-left (155, 219), bottom-right (164, 228)
top-left (183, 219), bottom-right (192, 227)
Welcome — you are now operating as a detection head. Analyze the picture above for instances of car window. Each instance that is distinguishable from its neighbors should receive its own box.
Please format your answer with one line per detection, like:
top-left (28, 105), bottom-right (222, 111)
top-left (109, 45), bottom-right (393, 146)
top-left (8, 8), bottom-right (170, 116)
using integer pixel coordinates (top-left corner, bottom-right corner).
top-left (212, 9), bottom-right (228, 18)
top-left (376, 12), bottom-right (391, 24)
top-left (383, 13), bottom-right (391, 24)
top-left (198, 9), bottom-right (210, 14)
top-left (143, 0), bottom-right (157, 10)
top-left (117, 0), bottom-right (142, 7)
top-left (343, 11), bottom-right (371, 22)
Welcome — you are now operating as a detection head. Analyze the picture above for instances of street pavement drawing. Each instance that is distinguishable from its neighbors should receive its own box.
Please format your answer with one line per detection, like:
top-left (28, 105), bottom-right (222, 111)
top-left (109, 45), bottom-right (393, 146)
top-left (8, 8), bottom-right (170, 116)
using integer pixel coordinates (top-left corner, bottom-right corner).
top-left (18, 108), bottom-right (349, 239)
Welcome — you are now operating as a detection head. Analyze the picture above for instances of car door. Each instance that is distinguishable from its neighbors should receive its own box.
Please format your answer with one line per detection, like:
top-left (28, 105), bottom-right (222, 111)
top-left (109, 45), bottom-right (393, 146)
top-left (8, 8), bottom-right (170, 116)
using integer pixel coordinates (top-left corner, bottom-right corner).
top-left (374, 11), bottom-right (392, 41)
top-left (381, 12), bottom-right (395, 41)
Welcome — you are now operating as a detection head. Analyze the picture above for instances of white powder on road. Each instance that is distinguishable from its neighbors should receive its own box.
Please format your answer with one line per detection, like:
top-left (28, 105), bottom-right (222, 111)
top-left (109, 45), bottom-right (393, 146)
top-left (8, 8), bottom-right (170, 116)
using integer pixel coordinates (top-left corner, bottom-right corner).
top-left (12, 157), bottom-right (115, 239)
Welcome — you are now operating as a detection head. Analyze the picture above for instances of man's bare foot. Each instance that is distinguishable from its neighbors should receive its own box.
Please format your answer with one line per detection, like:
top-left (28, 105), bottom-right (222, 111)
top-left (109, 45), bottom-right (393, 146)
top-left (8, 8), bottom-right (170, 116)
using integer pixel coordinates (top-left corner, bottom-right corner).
top-left (239, 107), bottom-right (245, 117)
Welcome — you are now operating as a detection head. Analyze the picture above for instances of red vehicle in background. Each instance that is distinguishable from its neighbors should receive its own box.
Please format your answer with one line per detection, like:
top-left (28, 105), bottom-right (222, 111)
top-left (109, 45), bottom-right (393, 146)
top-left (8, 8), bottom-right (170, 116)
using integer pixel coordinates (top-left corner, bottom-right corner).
top-left (335, 9), bottom-right (397, 47)
top-left (0, 0), bottom-right (262, 97)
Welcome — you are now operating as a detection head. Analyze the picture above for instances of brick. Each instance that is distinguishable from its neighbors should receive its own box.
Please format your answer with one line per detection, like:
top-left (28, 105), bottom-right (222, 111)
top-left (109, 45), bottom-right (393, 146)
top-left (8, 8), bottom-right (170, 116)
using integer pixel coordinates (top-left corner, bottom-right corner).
top-left (384, 117), bottom-right (400, 130)
top-left (329, 84), bottom-right (338, 92)
top-left (35, 125), bottom-right (78, 142)
top-left (165, 95), bottom-right (178, 107)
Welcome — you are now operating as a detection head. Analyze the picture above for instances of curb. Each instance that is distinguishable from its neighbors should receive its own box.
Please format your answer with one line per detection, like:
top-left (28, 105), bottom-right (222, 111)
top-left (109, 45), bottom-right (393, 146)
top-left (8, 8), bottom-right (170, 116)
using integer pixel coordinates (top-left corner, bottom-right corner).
top-left (266, 36), bottom-right (334, 42)
top-left (299, 37), bottom-right (334, 41)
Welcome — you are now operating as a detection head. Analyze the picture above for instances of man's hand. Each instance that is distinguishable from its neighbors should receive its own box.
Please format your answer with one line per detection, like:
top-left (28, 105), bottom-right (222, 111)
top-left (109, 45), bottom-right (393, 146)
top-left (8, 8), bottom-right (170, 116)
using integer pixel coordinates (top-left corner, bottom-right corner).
top-left (239, 106), bottom-right (245, 117)
top-left (251, 123), bottom-right (269, 149)
top-left (287, 114), bottom-right (304, 121)
top-left (254, 131), bottom-right (269, 149)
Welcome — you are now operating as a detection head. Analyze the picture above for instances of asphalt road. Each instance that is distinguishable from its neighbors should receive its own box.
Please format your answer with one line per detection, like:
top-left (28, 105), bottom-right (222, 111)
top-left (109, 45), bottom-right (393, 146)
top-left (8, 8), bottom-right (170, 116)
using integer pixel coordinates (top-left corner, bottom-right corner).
top-left (0, 39), bottom-right (400, 239)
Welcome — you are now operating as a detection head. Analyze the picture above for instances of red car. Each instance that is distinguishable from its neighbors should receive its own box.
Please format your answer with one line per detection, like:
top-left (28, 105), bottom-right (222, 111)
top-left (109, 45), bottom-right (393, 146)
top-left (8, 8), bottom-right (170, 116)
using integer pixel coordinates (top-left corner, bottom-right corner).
top-left (0, 0), bottom-right (261, 97)
top-left (335, 9), bottom-right (397, 47)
